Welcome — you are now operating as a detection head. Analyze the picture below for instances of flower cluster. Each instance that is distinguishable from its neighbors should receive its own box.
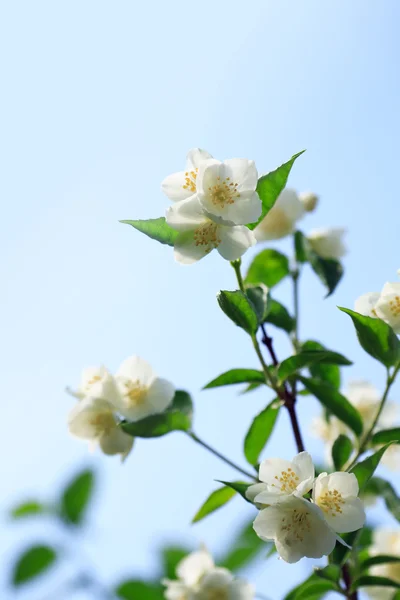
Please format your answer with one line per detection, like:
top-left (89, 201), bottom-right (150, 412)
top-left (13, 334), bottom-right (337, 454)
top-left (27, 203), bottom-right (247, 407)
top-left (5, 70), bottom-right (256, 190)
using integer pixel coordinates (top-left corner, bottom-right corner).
top-left (163, 547), bottom-right (254, 600)
top-left (246, 451), bottom-right (365, 563)
top-left (67, 356), bottom-right (175, 459)
top-left (356, 274), bottom-right (400, 334)
top-left (162, 149), bottom-right (261, 264)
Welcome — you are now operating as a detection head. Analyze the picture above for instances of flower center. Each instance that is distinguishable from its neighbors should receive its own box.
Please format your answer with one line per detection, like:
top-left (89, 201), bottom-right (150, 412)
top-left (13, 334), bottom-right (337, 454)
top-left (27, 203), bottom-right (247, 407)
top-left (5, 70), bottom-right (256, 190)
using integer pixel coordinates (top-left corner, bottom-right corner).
top-left (193, 222), bottom-right (221, 253)
top-left (182, 169), bottom-right (198, 193)
top-left (208, 177), bottom-right (240, 208)
top-left (318, 489), bottom-right (345, 517)
top-left (90, 412), bottom-right (115, 435)
top-left (123, 379), bottom-right (148, 407)
top-left (389, 296), bottom-right (400, 317)
top-left (88, 375), bottom-right (102, 386)
top-left (280, 508), bottom-right (311, 543)
top-left (272, 468), bottom-right (300, 493)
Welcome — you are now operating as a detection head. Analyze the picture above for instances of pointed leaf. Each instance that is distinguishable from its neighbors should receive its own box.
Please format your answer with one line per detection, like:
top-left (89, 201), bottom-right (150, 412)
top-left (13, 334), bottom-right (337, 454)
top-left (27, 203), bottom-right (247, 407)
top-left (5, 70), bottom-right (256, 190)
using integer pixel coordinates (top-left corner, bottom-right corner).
top-left (245, 285), bottom-right (270, 323)
top-left (308, 252), bottom-right (343, 297)
top-left (244, 400), bottom-right (281, 465)
top-left (353, 575), bottom-right (400, 590)
top-left (339, 307), bottom-right (400, 367)
top-left (278, 350), bottom-right (351, 383)
top-left (203, 369), bottom-right (265, 389)
top-left (60, 468), bottom-right (95, 526)
top-left (120, 217), bottom-right (178, 246)
top-left (192, 486), bottom-right (236, 523)
top-left (217, 290), bottom-right (258, 334)
top-left (217, 481), bottom-right (251, 502)
top-left (12, 545), bottom-right (57, 586)
top-left (302, 340), bottom-right (341, 389)
top-left (365, 476), bottom-right (400, 522)
top-left (361, 555), bottom-right (400, 570)
top-left (11, 501), bottom-right (47, 520)
top-left (332, 434), bottom-right (353, 470)
top-left (350, 443), bottom-right (395, 490)
top-left (245, 249), bottom-right (289, 288)
top-left (264, 298), bottom-right (294, 332)
top-left (294, 230), bottom-right (308, 263)
top-left (371, 428), bottom-right (400, 445)
top-left (284, 573), bottom-right (337, 600)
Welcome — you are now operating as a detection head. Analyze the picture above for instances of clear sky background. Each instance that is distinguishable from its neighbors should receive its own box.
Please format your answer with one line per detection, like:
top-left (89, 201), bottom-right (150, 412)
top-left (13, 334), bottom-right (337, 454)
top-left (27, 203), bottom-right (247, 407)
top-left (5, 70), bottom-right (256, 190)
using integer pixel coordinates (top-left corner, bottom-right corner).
top-left (1, 1), bottom-right (400, 598)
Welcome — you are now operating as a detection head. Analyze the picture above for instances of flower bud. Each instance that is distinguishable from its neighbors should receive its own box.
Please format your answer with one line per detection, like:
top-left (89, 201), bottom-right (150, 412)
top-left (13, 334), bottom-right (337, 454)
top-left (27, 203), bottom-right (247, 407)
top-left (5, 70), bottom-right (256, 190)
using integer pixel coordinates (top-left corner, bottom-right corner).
top-left (299, 191), bottom-right (319, 212)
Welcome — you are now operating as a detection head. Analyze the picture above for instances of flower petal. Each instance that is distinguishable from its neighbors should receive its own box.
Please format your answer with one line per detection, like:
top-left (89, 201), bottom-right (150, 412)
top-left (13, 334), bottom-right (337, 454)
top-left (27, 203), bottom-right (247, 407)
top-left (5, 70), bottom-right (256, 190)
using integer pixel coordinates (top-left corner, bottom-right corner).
top-left (166, 196), bottom-right (207, 233)
top-left (174, 230), bottom-right (214, 265)
top-left (245, 482), bottom-right (267, 503)
top-left (68, 397), bottom-right (115, 440)
top-left (223, 158), bottom-right (258, 192)
top-left (186, 148), bottom-right (213, 170)
top-left (116, 355), bottom-right (155, 387)
top-left (323, 497), bottom-right (366, 533)
top-left (326, 472), bottom-right (359, 497)
top-left (99, 427), bottom-right (134, 458)
top-left (176, 549), bottom-right (214, 586)
top-left (146, 377), bottom-right (175, 412)
top-left (229, 578), bottom-right (256, 600)
top-left (162, 170), bottom-right (193, 202)
top-left (199, 568), bottom-right (233, 590)
top-left (354, 292), bottom-right (380, 318)
top-left (217, 226), bottom-right (256, 261)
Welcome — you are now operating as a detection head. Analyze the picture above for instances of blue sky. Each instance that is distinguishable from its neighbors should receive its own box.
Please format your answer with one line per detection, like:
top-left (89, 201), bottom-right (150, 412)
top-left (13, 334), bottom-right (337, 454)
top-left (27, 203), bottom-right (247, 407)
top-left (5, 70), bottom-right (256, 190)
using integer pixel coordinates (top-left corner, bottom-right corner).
top-left (1, 1), bottom-right (400, 598)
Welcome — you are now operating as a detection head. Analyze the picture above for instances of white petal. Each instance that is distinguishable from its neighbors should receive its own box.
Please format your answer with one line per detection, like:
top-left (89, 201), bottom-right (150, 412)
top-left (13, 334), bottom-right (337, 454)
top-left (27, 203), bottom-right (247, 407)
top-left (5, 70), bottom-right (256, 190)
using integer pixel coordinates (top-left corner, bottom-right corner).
top-left (375, 283), bottom-right (400, 333)
top-left (307, 228), bottom-right (347, 259)
top-left (186, 148), bottom-right (213, 170)
top-left (229, 579), bottom-right (256, 600)
top-left (79, 366), bottom-right (120, 404)
top-left (253, 189), bottom-right (304, 241)
top-left (199, 568), bottom-right (233, 590)
top-left (99, 427), bottom-right (134, 458)
top-left (174, 230), bottom-right (214, 265)
top-left (354, 292), bottom-right (380, 318)
top-left (326, 472), bottom-right (359, 497)
top-left (217, 226), bottom-right (256, 261)
top-left (324, 497), bottom-right (365, 533)
top-left (292, 451), bottom-right (315, 484)
top-left (254, 489), bottom-right (288, 505)
top-left (161, 170), bottom-right (194, 202)
top-left (381, 281), bottom-right (400, 296)
top-left (258, 457), bottom-right (302, 493)
top-left (245, 482), bottom-right (267, 503)
top-left (253, 506), bottom-right (281, 541)
top-left (68, 397), bottom-right (115, 440)
top-left (223, 158), bottom-right (258, 192)
top-left (166, 196), bottom-right (207, 233)
top-left (176, 549), bottom-right (214, 586)
top-left (116, 355), bottom-right (155, 387)
top-left (163, 580), bottom-right (190, 600)
top-left (277, 188), bottom-right (305, 220)
top-left (146, 377), bottom-right (175, 412)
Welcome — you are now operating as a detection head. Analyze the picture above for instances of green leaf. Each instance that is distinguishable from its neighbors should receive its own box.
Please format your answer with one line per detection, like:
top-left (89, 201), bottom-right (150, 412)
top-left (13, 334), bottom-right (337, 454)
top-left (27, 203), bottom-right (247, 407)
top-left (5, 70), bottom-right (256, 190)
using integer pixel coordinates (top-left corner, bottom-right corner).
top-left (248, 150), bottom-right (306, 230)
top-left (332, 434), bottom-right (353, 470)
top-left (245, 285), bottom-right (270, 323)
top-left (372, 428), bottom-right (400, 445)
top-left (12, 545), bottom-right (57, 586)
top-left (353, 575), bottom-right (400, 590)
top-left (245, 249), bottom-right (290, 288)
top-left (116, 580), bottom-right (163, 600)
top-left (161, 546), bottom-right (191, 579)
top-left (284, 573), bottom-right (337, 600)
top-left (294, 230), bottom-right (308, 263)
top-left (339, 307), bottom-right (400, 367)
top-left (60, 468), bottom-right (95, 525)
top-left (278, 349), bottom-right (351, 383)
top-left (361, 555), bottom-right (400, 570)
top-left (330, 530), bottom-right (359, 565)
top-left (299, 376), bottom-right (363, 436)
top-left (219, 518), bottom-right (267, 572)
top-left (244, 400), bottom-right (281, 465)
top-left (217, 481), bottom-right (251, 502)
top-left (365, 476), bottom-right (400, 522)
top-left (217, 290), bottom-right (258, 334)
top-left (203, 369), bottom-right (265, 390)
top-left (10, 501), bottom-right (47, 520)
top-left (122, 390), bottom-right (193, 438)
top-left (264, 298), bottom-right (295, 332)
top-left (307, 252), bottom-right (343, 297)
top-left (192, 486), bottom-right (236, 523)
top-left (302, 340), bottom-right (341, 389)
top-left (351, 443), bottom-right (395, 490)
top-left (120, 217), bottom-right (178, 247)
top-left (313, 565), bottom-right (341, 583)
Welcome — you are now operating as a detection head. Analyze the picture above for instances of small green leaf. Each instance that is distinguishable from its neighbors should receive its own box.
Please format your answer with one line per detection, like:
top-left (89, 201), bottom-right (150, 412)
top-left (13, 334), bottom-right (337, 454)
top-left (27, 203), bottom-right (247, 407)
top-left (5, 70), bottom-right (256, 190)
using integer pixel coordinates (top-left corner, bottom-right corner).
top-left (217, 290), bottom-right (258, 334)
top-left (365, 476), bottom-right (400, 522)
top-left (60, 468), bottom-right (95, 525)
top-left (245, 249), bottom-right (290, 289)
top-left (122, 390), bottom-right (193, 438)
top-left (294, 230), bottom-right (308, 263)
top-left (120, 217), bottom-right (178, 247)
top-left (264, 298), bottom-right (295, 332)
top-left (371, 428), bottom-right (400, 445)
top-left (217, 481), bottom-right (251, 502)
top-left (339, 307), bottom-right (400, 367)
top-left (12, 545), bottom-right (57, 586)
top-left (10, 501), bottom-right (47, 520)
top-left (299, 376), bottom-right (363, 436)
top-left (244, 400), bottom-right (280, 465)
top-left (116, 580), bottom-right (163, 600)
top-left (308, 252), bottom-right (343, 297)
top-left (361, 555), bottom-right (400, 570)
top-left (203, 369), bottom-right (265, 390)
top-left (332, 434), bottom-right (353, 470)
top-left (353, 575), bottom-right (400, 590)
top-left (192, 486), bottom-right (236, 523)
top-left (351, 443), bottom-right (395, 490)
top-left (330, 530), bottom-right (359, 565)
top-left (302, 340), bottom-right (341, 389)
top-left (245, 285), bottom-right (270, 323)
top-left (313, 564), bottom-right (341, 583)
top-left (284, 573), bottom-right (337, 600)
top-left (249, 150), bottom-right (306, 230)
top-left (161, 546), bottom-right (191, 579)
top-left (278, 349), bottom-right (351, 383)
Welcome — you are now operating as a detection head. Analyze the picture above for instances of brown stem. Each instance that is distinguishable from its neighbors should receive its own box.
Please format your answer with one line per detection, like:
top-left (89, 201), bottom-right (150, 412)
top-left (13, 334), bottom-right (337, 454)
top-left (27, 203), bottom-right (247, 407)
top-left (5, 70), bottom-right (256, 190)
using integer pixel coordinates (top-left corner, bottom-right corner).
top-left (342, 562), bottom-right (358, 600)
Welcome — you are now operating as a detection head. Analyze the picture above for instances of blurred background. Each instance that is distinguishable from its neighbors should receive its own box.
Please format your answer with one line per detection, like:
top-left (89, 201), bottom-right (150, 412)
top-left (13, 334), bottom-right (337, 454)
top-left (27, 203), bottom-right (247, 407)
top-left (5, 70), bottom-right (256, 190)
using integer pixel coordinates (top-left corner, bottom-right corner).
top-left (1, 0), bottom-right (400, 597)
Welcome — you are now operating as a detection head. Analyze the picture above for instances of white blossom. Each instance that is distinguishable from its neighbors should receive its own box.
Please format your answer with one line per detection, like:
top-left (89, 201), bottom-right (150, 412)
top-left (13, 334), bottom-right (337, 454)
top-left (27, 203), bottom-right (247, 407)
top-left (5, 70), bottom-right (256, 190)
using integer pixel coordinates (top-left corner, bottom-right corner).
top-left (307, 227), bottom-right (346, 259)
top-left (166, 196), bottom-right (256, 264)
top-left (114, 355), bottom-right (175, 421)
top-left (299, 191), bottom-right (319, 212)
top-left (71, 366), bottom-right (119, 403)
top-left (253, 495), bottom-right (337, 563)
top-left (364, 527), bottom-right (400, 600)
top-left (254, 188), bottom-right (304, 241)
top-left (195, 158), bottom-right (262, 226)
top-left (68, 396), bottom-right (133, 459)
top-left (312, 472), bottom-right (365, 533)
top-left (247, 451), bottom-right (315, 506)
top-left (355, 292), bottom-right (381, 318)
top-left (193, 568), bottom-right (254, 600)
top-left (162, 148), bottom-right (213, 202)
top-left (355, 281), bottom-right (400, 334)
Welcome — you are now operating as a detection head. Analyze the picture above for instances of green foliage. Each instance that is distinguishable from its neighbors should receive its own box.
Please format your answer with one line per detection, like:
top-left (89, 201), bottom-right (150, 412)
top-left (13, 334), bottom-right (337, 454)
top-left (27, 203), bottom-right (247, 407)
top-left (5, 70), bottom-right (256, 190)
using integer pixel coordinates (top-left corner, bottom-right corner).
top-left (313, 564), bottom-right (341, 583)
top-left (294, 230), bottom-right (308, 263)
top-left (203, 369), bottom-right (265, 389)
top-left (244, 400), bottom-right (281, 465)
top-left (217, 481), bottom-right (251, 502)
top-left (277, 349), bottom-right (351, 384)
top-left (284, 573), bottom-right (338, 600)
top-left (219, 518), bottom-right (269, 572)
top-left (12, 545), bottom-right (57, 586)
top-left (299, 376), bottom-right (363, 436)
top-left (122, 391), bottom-right (193, 438)
top-left (161, 546), bottom-right (190, 580)
top-left (293, 231), bottom-right (343, 296)
top-left (361, 555), bottom-right (400, 570)
top-left (245, 284), bottom-right (270, 323)
top-left (351, 443), bottom-right (395, 490)
top-left (10, 501), bottom-right (47, 519)
top-left (120, 217), bottom-right (178, 246)
top-left (60, 468), bottom-right (95, 526)
top-left (264, 298), bottom-right (295, 332)
top-left (116, 580), bottom-right (163, 600)
top-left (248, 150), bottom-right (305, 230)
top-left (372, 428), bottom-right (400, 445)
top-left (332, 434), bottom-right (353, 470)
top-left (302, 340), bottom-right (341, 389)
top-left (245, 249), bottom-right (290, 288)
top-left (339, 307), bottom-right (400, 367)
top-left (352, 575), bottom-right (400, 590)
top-left (217, 290), bottom-right (258, 334)
top-left (366, 476), bottom-right (400, 522)
top-left (192, 486), bottom-right (236, 523)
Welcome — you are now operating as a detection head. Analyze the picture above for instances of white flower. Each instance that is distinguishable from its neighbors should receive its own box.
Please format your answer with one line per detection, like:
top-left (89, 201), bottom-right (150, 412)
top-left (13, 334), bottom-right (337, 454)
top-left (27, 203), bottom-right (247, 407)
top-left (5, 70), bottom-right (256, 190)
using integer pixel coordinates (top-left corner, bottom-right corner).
top-left (68, 397), bottom-right (133, 459)
top-left (254, 188), bottom-right (305, 241)
top-left (354, 292), bottom-right (381, 318)
top-left (253, 495), bottom-right (337, 563)
top-left (312, 472), bottom-right (365, 533)
top-left (162, 148), bottom-right (213, 202)
top-left (72, 366), bottom-right (119, 402)
top-left (364, 528), bottom-right (400, 600)
top-left (355, 281), bottom-right (400, 333)
top-left (166, 196), bottom-right (256, 265)
top-left (195, 158), bottom-right (262, 226)
top-left (299, 191), bottom-right (319, 212)
top-left (193, 568), bottom-right (255, 600)
top-left (247, 451), bottom-right (315, 506)
top-left (114, 355), bottom-right (175, 421)
top-left (307, 227), bottom-right (346, 259)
